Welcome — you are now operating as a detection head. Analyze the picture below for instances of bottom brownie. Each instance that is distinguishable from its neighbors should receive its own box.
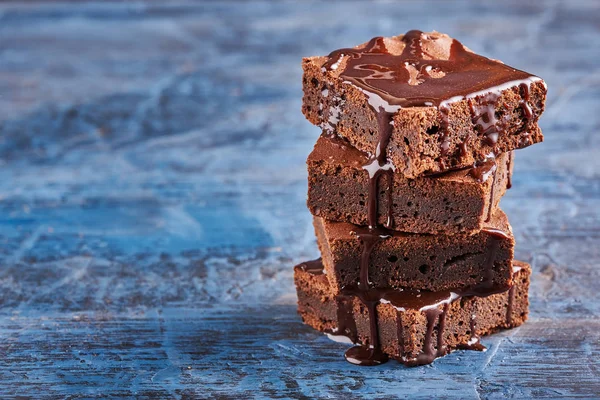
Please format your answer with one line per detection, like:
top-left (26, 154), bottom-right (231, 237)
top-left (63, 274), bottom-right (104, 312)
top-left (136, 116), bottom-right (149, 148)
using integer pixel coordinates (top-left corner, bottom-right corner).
top-left (294, 259), bottom-right (530, 366)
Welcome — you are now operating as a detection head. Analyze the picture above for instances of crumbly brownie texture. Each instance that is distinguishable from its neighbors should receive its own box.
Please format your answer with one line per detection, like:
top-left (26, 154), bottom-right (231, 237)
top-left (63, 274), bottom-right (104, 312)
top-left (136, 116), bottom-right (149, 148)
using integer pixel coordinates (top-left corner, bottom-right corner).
top-left (302, 31), bottom-right (546, 178)
top-left (314, 209), bottom-right (514, 293)
top-left (294, 259), bottom-right (530, 366)
top-left (307, 134), bottom-right (512, 235)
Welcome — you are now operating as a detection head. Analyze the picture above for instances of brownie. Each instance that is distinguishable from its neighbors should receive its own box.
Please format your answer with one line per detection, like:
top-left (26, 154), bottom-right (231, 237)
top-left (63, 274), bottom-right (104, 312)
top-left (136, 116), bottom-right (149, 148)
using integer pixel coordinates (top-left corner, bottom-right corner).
top-left (314, 208), bottom-right (514, 293)
top-left (308, 134), bottom-right (512, 234)
top-left (294, 259), bottom-right (530, 366)
top-left (302, 30), bottom-right (546, 178)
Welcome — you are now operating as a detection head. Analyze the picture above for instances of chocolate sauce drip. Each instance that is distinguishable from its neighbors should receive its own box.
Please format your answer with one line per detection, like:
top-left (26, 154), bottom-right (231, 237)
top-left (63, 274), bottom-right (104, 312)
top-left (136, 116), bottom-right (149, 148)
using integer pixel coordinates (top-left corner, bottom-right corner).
top-left (506, 152), bottom-right (513, 189)
top-left (405, 304), bottom-right (450, 366)
top-left (459, 141), bottom-right (469, 159)
top-left (460, 228), bottom-right (511, 297)
top-left (486, 169), bottom-right (497, 222)
top-left (439, 105), bottom-right (451, 159)
top-left (327, 36), bottom-right (397, 366)
top-left (344, 291), bottom-right (389, 366)
top-left (396, 311), bottom-right (405, 355)
top-left (458, 314), bottom-right (486, 352)
top-left (337, 228), bottom-right (389, 366)
top-left (468, 93), bottom-right (509, 147)
top-left (467, 157), bottom-right (498, 222)
top-left (385, 172), bottom-right (394, 228)
top-left (468, 158), bottom-right (497, 183)
top-left (355, 228), bottom-right (391, 289)
top-left (506, 285), bottom-right (516, 325)
top-left (519, 82), bottom-right (533, 120)
top-left (364, 168), bottom-right (394, 230)
top-left (339, 228), bottom-right (390, 365)
top-left (296, 258), bottom-right (325, 275)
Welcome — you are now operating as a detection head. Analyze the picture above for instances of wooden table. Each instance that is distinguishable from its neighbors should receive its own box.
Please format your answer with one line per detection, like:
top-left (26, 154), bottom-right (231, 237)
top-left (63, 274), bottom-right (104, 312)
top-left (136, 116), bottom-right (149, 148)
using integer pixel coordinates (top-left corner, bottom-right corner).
top-left (0, 1), bottom-right (599, 398)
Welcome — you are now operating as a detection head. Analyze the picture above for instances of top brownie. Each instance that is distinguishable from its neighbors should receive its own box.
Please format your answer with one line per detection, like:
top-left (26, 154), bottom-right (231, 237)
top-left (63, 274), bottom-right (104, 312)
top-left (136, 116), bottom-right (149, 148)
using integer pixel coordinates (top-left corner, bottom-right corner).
top-left (302, 30), bottom-right (547, 178)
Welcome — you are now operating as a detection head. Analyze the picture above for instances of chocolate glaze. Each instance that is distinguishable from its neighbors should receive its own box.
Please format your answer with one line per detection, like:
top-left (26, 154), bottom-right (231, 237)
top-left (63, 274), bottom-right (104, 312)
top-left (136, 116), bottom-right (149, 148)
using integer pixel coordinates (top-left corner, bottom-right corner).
top-left (506, 152), bottom-right (513, 189)
top-left (343, 290), bottom-right (389, 366)
top-left (468, 158), bottom-right (497, 183)
top-left (323, 31), bottom-right (539, 109)
top-left (459, 141), bottom-right (469, 160)
top-left (507, 285), bottom-right (516, 325)
top-left (323, 30), bottom-right (542, 162)
top-left (354, 228), bottom-right (391, 289)
top-left (296, 258), bottom-right (325, 275)
top-left (459, 227), bottom-right (511, 297)
top-left (486, 170), bottom-right (497, 223)
top-left (519, 82), bottom-right (533, 120)
top-left (396, 311), bottom-right (405, 355)
top-left (341, 227), bottom-right (391, 365)
top-left (468, 157), bottom-right (498, 222)
top-left (457, 314), bottom-right (486, 352)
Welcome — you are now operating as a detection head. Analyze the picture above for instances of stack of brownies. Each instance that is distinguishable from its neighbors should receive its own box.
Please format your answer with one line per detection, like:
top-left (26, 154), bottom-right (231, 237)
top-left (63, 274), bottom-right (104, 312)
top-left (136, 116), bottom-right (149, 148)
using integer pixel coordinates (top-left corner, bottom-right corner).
top-left (293, 30), bottom-right (547, 366)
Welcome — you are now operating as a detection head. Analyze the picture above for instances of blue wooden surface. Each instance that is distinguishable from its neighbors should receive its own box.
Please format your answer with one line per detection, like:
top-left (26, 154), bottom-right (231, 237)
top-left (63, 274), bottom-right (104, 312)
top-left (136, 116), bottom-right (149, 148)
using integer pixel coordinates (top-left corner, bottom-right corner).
top-left (0, 1), bottom-right (599, 398)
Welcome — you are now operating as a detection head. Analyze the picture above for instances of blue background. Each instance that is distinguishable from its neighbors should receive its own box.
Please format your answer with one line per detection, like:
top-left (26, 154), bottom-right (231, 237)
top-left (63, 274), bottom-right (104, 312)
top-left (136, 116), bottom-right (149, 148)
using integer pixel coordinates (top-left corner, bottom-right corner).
top-left (0, 1), bottom-right (599, 398)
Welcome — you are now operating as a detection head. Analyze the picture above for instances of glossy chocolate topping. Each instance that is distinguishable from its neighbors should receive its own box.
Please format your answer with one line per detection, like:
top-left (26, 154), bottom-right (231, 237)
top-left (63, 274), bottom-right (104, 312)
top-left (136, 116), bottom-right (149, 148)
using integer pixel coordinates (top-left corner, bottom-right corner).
top-left (322, 30), bottom-right (543, 169)
top-left (295, 258), bottom-right (325, 275)
top-left (323, 30), bottom-right (541, 110)
top-left (506, 152), bottom-right (513, 189)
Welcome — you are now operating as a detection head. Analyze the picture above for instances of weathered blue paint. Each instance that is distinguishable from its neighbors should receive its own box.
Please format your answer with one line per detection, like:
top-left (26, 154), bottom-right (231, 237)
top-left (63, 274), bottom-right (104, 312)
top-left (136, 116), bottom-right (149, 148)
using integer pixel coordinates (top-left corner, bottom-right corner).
top-left (0, 1), bottom-right (599, 398)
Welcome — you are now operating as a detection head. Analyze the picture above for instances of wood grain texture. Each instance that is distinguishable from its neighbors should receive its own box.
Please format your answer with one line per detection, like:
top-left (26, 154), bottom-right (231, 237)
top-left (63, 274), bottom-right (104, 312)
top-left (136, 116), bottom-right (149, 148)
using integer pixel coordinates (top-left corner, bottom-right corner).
top-left (0, 0), bottom-right (599, 398)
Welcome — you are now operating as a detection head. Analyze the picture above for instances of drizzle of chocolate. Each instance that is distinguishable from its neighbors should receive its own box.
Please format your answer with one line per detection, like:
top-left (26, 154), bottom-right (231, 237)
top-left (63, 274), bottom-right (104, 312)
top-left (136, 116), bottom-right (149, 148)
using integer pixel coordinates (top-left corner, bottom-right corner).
top-left (327, 37), bottom-right (398, 366)
top-left (363, 164), bottom-right (394, 230)
top-left (468, 157), bottom-right (498, 222)
top-left (458, 314), bottom-right (486, 352)
top-left (341, 227), bottom-right (391, 366)
top-left (519, 82), bottom-right (533, 120)
top-left (385, 172), bottom-right (394, 228)
top-left (343, 290), bottom-right (389, 366)
top-left (396, 310), bottom-right (405, 355)
top-left (460, 227), bottom-right (511, 297)
top-left (507, 285), bottom-right (516, 325)
top-left (296, 258), bottom-right (325, 275)
top-left (438, 105), bottom-right (452, 162)
top-left (468, 158), bottom-right (497, 182)
top-left (409, 304), bottom-right (450, 366)
top-left (459, 141), bottom-right (469, 160)
top-left (506, 152), bottom-right (513, 189)
top-left (355, 228), bottom-right (391, 289)
top-left (468, 94), bottom-right (507, 147)
top-left (485, 170), bottom-right (497, 223)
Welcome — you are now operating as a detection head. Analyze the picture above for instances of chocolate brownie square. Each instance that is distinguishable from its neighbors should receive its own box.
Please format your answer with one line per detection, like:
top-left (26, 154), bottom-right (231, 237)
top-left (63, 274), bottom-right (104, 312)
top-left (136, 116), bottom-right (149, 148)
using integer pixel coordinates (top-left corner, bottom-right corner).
top-left (302, 30), bottom-right (546, 178)
top-left (314, 208), bottom-right (514, 293)
top-left (308, 134), bottom-right (512, 234)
